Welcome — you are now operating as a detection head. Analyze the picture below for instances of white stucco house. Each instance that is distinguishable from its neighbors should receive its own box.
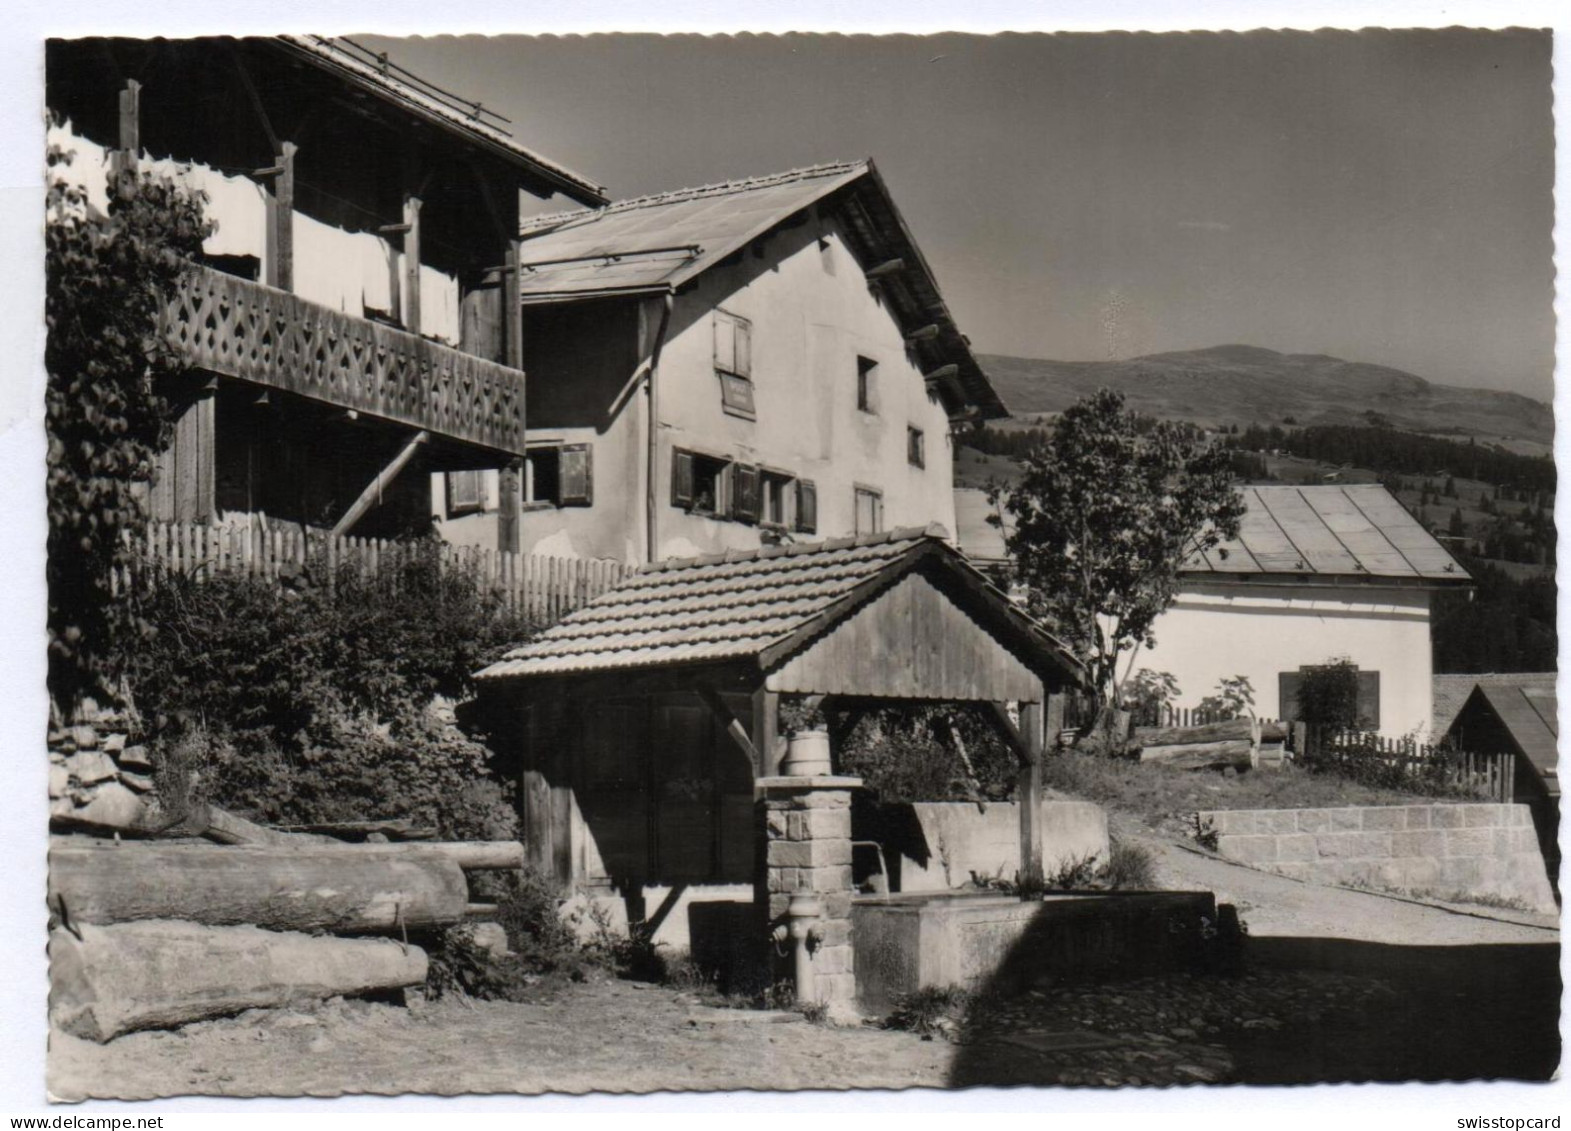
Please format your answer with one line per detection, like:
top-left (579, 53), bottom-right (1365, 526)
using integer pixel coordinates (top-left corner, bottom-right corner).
top-left (1140, 484), bottom-right (1472, 738)
top-left (433, 160), bottom-right (1007, 563)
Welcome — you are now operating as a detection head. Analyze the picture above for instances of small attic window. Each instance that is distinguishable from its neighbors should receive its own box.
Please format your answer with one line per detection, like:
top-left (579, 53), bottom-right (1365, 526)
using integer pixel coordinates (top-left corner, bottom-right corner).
top-left (714, 310), bottom-right (755, 420)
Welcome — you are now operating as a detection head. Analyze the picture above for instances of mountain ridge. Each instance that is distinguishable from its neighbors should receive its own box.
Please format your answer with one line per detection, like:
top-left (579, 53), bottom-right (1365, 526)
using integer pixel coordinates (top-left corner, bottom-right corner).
top-left (977, 346), bottom-right (1553, 451)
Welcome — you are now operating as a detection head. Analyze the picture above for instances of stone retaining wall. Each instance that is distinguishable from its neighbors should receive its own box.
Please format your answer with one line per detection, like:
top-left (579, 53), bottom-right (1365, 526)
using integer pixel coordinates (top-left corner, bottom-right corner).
top-left (1196, 804), bottom-right (1556, 913)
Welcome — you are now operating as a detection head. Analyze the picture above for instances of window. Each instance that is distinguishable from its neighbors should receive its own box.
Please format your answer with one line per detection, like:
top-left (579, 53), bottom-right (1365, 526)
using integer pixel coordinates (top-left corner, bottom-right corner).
top-left (524, 443), bottom-right (593, 507)
top-left (854, 486), bottom-right (884, 536)
top-left (1279, 666), bottom-right (1381, 729)
top-left (762, 471), bottom-right (792, 527)
top-left (673, 449), bottom-right (732, 517)
top-left (907, 426), bottom-right (926, 468)
top-left (856, 356), bottom-right (878, 413)
top-left (446, 470), bottom-right (485, 516)
top-left (674, 448), bottom-right (816, 533)
top-left (714, 310), bottom-right (755, 419)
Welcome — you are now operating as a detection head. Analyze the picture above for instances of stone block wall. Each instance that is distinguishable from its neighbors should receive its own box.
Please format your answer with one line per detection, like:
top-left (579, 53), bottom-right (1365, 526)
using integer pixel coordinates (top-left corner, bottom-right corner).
top-left (759, 778), bottom-right (858, 1006)
top-left (1196, 804), bottom-right (1556, 913)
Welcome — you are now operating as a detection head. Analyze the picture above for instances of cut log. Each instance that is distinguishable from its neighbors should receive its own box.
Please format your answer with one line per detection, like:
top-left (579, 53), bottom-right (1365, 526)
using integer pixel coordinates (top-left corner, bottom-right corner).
top-left (49, 841), bottom-right (470, 934)
top-left (49, 920), bottom-right (427, 1043)
top-left (419, 840), bottom-right (525, 871)
top-left (1138, 739), bottom-right (1255, 770)
top-left (278, 818), bottom-right (437, 841)
top-left (1134, 719), bottom-right (1281, 746)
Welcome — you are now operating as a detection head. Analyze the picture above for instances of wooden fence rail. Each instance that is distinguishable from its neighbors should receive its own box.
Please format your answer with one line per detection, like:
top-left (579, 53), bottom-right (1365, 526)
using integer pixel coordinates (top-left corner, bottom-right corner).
top-left (1293, 723), bottom-right (1515, 802)
top-left (126, 520), bottom-right (631, 626)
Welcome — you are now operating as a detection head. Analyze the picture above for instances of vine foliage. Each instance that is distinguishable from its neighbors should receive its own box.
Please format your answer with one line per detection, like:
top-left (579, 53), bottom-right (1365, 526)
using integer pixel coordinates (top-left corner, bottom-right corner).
top-left (45, 136), bottom-right (210, 711)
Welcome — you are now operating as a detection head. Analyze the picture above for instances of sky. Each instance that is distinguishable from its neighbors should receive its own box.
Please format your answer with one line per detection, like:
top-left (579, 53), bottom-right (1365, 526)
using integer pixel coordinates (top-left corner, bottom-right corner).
top-left (360, 29), bottom-right (1556, 401)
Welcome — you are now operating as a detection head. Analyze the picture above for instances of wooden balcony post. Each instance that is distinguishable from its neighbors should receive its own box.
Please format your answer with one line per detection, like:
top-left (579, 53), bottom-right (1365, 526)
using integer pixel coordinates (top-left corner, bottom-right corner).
top-left (498, 458), bottom-right (522, 554)
top-left (112, 79), bottom-right (140, 201)
top-left (403, 196), bottom-right (422, 335)
top-left (263, 142), bottom-right (296, 291)
top-left (504, 239), bottom-right (523, 370)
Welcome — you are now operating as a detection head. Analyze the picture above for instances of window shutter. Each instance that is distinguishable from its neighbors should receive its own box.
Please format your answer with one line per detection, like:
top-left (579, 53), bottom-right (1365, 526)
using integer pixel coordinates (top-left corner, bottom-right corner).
top-left (672, 449), bottom-right (695, 509)
top-left (559, 444), bottom-right (593, 506)
top-left (1278, 672), bottom-right (1302, 721)
top-left (735, 319), bottom-right (751, 378)
top-left (732, 464), bottom-right (761, 523)
top-left (446, 470), bottom-right (483, 514)
top-left (795, 479), bottom-right (817, 534)
top-left (713, 315), bottom-right (736, 374)
top-left (1356, 671), bottom-right (1381, 730)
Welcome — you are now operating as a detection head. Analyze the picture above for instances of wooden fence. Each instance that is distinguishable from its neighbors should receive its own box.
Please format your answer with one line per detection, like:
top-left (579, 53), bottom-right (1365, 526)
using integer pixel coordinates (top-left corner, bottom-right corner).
top-left (1293, 724), bottom-right (1515, 802)
top-left (128, 520), bottom-right (631, 626)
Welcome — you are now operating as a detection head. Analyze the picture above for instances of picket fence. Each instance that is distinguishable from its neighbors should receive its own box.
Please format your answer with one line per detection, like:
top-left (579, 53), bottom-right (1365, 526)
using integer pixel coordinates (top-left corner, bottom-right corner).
top-left (128, 520), bottom-right (631, 625)
top-left (1293, 723), bottom-right (1515, 803)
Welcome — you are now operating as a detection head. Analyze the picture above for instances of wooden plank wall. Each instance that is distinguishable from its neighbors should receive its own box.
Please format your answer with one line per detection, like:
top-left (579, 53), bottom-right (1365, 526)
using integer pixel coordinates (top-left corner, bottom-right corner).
top-left (767, 571), bottom-right (1041, 701)
top-left (149, 399), bottom-right (214, 524)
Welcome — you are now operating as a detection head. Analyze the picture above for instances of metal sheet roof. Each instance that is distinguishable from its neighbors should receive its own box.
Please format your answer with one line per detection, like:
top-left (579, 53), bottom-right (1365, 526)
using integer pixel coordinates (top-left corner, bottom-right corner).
top-left (513, 163), bottom-right (866, 297)
top-left (510, 160), bottom-right (1007, 419)
top-left (476, 526), bottom-right (1076, 682)
top-left (276, 36), bottom-right (608, 206)
top-left (1184, 485), bottom-right (1469, 583)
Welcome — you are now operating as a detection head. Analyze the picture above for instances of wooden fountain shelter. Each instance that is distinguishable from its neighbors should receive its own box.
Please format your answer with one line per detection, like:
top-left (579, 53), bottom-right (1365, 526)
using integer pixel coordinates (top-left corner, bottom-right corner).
top-left (475, 526), bottom-right (1084, 896)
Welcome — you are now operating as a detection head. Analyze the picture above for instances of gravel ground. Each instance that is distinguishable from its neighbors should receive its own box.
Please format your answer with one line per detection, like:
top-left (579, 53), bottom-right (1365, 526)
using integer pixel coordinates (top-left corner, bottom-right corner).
top-left (49, 835), bottom-right (1560, 1099)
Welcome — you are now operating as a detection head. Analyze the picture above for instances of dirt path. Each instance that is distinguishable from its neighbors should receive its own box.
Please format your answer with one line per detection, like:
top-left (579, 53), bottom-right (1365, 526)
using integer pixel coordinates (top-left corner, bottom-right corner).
top-left (49, 839), bottom-right (1560, 1099)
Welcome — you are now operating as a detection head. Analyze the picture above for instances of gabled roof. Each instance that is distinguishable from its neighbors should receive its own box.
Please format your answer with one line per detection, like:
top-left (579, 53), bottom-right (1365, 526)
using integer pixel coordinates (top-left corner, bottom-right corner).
top-left (476, 526), bottom-right (1078, 683)
top-left (276, 36), bottom-right (607, 207)
top-left (1434, 672), bottom-right (1556, 737)
top-left (510, 160), bottom-right (1006, 419)
top-left (1184, 485), bottom-right (1469, 584)
top-left (1465, 680), bottom-right (1559, 791)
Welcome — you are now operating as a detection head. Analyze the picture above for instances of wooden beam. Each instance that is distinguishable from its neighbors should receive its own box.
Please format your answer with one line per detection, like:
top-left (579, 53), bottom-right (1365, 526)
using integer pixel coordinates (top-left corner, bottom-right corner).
top-left (264, 142), bottom-right (296, 291)
top-left (904, 323), bottom-right (941, 344)
top-left (504, 239), bottom-right (524, 370)
top-left (1017, 698), bottom-right (1046, 889)
top-left (229, 49), bottom-right (280, 153)
top-left (697, 686), bottom-right (759, 766)
top-left (112, 79), bottom-right (140, 200)
top-left (498, 458), bottom-right (522, 554)
top-left (751, 687), bottom-right (781, 777)
top-left (403, 196), bottom-right (422, 335)
top-left (865, 257), bottom-right (904, 280)
top-left (329, 430), bottom-right (428, 538)
top-left (986, 701), bottom-right (1031, 766)
top-left (924, 363), bottom-right (960, 384)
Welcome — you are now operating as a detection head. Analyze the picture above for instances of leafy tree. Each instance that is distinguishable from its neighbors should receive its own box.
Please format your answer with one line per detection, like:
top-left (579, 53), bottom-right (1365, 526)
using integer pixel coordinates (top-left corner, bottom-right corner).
top-left (45, 142), bottom-right (210, 712)
top-left (999, 389), bottom-right (1245, 712)
top-left (1294, 659), bottom-right (1363, 729)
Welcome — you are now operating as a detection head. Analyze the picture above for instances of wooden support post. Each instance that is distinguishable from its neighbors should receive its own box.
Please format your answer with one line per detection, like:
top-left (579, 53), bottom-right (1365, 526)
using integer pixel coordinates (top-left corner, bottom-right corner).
top-left (263, 142), bottom-right (296, 291)
top-left (1017, 699), bottom-right (1045, 889)
top-left (752, 687), bottom-right (781, 777)
top-left (504, 240), bottom-right (524, 370)
top-left (403, 196), bottom-right (422, 335)
top-left (330, 430), bottom-right (428, 538)
top-left (697, 686), bottom-right (759, 767)
top-left (112, 79), bottom-right (140, 200)
top-left (498, 458), bottom-right (522, 554)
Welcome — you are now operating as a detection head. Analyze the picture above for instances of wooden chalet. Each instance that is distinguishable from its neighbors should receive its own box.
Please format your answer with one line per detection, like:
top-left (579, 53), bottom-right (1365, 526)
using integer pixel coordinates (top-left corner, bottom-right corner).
top-left (46, 36), bottom-right (607, 545)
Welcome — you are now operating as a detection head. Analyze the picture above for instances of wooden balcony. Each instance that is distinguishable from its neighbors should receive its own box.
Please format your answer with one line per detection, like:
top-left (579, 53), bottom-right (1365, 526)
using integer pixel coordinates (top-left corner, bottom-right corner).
top-left (161, 265), bottom-right (526, 457)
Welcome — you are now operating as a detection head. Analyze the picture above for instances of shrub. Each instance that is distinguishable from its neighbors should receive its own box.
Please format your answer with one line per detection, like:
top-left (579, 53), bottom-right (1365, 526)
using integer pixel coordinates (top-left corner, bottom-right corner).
top-left (121, 550), bottom-right (536, 832)
top-left (1101, 839), bottom-right (1157, 889)
top-left (835, 704), bottom-right (1016, 803)
top-left (882, 985), bottom-right (973, 1040)
top-left (1294, 659), bottom-right (1362, 729)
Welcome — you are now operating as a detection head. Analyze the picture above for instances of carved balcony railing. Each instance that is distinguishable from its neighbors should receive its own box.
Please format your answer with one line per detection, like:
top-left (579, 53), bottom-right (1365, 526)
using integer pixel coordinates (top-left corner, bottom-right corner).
top-left (161, 265), bottom-right (526, 457)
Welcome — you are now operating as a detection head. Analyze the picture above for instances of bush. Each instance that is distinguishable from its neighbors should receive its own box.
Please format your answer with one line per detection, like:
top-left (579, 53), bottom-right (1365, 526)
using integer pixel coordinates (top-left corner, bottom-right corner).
top-left (122, 548), bottom-right (537, 834)
top-left (882, 985), bottom-right (974, 1040)
top-left (1101, 839), bottom-right (1157, 889)
top-left (835, 704), bottom-right (1016, 803)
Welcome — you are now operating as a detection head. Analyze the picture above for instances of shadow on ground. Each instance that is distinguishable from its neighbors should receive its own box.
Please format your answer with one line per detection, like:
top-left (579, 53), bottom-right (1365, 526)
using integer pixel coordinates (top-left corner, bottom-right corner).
top-left (948, 936), bottom-right (1560, 1087)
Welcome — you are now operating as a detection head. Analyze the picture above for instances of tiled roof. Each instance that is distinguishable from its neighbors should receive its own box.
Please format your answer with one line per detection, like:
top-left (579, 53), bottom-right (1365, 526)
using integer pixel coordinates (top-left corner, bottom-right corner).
top-left (509, 159), bottom-right (1006, 419)
top-left (277, 36), bottom-right (607, 206)
top-left (1184, 485), bottom-right (1469, 583)
top-left (477, 526), bottom-right (1074, 680)
top-left (1433, 672), bottom-right (1557, 737)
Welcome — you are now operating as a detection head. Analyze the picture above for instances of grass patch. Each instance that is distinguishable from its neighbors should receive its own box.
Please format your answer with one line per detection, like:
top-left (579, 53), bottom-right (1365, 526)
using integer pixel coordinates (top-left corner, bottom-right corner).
top-left (1043, 751), bottom-right (1454, 836)
top-left (881, 985), bottom-right (974, 1041)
